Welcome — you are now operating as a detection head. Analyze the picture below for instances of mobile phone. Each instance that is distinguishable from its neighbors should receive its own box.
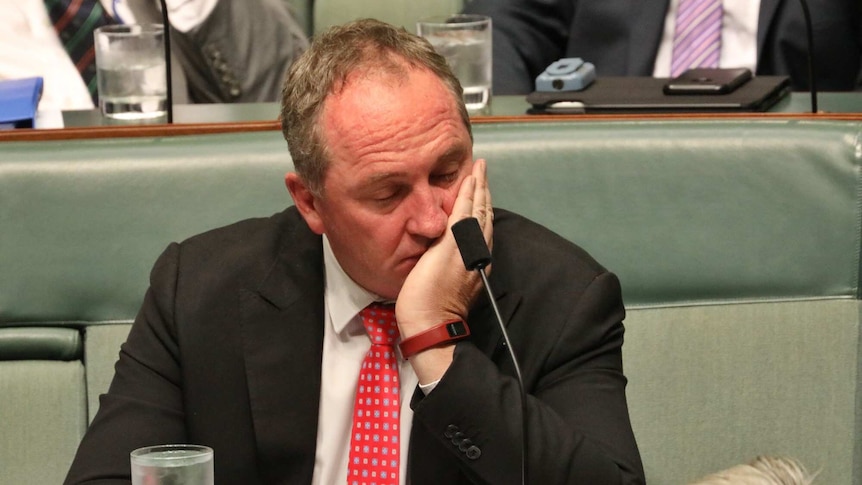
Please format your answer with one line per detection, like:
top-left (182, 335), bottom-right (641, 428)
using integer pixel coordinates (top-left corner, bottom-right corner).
top-left (663, 68), bottom-right (753, 95)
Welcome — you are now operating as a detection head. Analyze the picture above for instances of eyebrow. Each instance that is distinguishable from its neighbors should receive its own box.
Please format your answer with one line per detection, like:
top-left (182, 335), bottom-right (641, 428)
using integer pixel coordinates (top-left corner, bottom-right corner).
top-left (435, 142), bottom-right (470, 167)
top-left (364, 170), bottom-right (405, 186)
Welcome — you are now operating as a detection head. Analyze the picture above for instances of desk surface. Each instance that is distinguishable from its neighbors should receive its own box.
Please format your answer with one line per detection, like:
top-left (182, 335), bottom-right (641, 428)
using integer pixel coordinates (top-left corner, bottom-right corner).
top-left (2, 92), bottom-right (859, 143)
top-left (61, 92), bottom-right (862, 127)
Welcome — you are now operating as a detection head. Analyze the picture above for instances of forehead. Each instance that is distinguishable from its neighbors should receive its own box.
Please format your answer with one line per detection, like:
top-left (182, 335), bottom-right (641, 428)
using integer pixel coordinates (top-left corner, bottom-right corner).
top-left (318, 66), bottom-right (467, 158)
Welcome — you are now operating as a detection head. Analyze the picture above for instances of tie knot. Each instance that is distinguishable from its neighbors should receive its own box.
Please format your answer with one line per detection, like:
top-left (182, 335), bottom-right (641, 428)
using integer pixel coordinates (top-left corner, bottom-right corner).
top-left (360, 303), bottom-right (399, 346)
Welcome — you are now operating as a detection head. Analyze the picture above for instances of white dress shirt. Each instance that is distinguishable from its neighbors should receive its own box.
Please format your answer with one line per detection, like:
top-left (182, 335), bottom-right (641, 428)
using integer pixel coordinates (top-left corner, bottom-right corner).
top-left (313, 235), bottom-right (419, 485)
top-left (0, 0), bottom-right (216, 111)
top-left (653, 0), bottom-right (761, 77)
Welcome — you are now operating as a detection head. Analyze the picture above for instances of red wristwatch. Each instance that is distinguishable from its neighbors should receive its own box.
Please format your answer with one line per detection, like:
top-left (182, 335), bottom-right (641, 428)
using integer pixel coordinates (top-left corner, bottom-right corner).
top-left (398, 319), bottom-right (471, 359)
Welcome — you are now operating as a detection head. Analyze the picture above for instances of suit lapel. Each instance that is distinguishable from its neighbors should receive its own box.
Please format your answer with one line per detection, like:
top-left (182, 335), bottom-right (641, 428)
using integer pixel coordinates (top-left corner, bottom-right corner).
top-left (466, 282), bottom-right (520, 359)
top-left (627, 0), bottom-right (671, 75)
top-left (757, 0), bottom-right (783, 60)
top-left (240, 212), bottom-right (325, 484)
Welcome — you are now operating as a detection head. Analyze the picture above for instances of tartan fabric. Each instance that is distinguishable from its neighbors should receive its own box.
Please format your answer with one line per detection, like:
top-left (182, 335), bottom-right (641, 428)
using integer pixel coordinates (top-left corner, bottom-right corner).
top-left (45, 0), bottom-right (112, 103)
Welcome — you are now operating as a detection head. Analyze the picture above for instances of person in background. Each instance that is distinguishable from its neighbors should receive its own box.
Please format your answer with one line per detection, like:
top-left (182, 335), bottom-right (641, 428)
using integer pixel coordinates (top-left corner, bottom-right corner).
top-left (64, 18), bottom-right (644, 484)
top-left (462, 0), bottom-right (861, 94)
top-left (688, 455), bottom-right (818, 485)
top-left (0, 0), bottom-right (307, 111)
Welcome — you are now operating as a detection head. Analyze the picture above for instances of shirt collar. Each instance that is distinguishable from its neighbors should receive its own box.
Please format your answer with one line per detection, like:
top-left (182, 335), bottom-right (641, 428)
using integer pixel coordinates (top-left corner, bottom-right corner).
top-left (322, 235), bottom-right (383, 336)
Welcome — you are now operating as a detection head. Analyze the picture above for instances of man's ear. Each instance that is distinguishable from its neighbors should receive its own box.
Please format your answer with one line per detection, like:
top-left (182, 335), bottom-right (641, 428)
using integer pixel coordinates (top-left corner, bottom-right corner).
top-left (285, 172), bottom-right (325, 235)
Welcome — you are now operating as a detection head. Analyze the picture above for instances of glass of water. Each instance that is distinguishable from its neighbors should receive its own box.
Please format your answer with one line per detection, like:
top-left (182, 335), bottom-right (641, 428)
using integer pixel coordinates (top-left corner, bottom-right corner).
top-left (417, 14), bottom-right (492, 112)
top-left (131, 444), bottom-right (214, 485)
top-left (94, 24), bottom-right (167, 121)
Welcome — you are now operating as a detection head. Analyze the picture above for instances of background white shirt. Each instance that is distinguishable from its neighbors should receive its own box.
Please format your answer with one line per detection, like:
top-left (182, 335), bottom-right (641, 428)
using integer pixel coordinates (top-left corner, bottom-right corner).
top-left (0, 0), bottom-right (216, 111)
top-left (653, 0), bottom-right (761, 78)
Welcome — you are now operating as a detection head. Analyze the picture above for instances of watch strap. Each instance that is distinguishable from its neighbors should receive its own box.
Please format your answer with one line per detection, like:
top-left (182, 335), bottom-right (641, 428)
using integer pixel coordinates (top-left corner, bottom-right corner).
top-left (398, 319), bottom-right (470, 359)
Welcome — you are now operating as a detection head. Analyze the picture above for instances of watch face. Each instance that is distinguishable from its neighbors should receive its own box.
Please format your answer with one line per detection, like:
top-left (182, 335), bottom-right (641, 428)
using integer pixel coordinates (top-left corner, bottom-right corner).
top-left (446, 321), bottom-right (469, 337)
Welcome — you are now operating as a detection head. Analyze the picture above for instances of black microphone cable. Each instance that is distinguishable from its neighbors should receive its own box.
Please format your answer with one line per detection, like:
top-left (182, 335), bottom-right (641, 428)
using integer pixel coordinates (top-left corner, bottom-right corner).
top-left (158, 0), bottom-right (174, 123)
top-left (452, 217), bottom-right (527, 485)
top-left (798, 0), bottom-right (817, 113)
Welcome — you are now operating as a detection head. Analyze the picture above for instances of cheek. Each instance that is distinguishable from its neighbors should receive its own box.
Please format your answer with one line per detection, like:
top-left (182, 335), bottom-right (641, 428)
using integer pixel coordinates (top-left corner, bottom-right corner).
top-left (376, 214), bottom-right (411, 246)
top-left (343, 212), bottom-right (407, 256)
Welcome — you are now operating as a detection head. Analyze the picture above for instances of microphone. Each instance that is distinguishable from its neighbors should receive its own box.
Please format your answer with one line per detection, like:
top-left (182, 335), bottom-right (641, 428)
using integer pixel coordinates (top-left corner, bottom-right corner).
top-left (797, 0), bottom-right (818, 113)
top-left (158, 0), bottom-right (174, 123)
top-left (451, 217), bottom-right (527, 485)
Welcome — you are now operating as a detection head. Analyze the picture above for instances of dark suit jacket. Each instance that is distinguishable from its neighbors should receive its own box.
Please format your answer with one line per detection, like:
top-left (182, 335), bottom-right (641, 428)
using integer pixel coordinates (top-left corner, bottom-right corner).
top-left (464, 0), bottom-right (862, 93)
top-left (64, 208), bottom-right (645, 484)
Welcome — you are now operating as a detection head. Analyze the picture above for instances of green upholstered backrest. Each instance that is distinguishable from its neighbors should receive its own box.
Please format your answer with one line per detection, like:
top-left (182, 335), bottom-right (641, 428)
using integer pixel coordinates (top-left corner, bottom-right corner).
top-left (626, 300), bottom-right (861, 484)
top-left (3, 121), bottom-right (860, 324)
top-left (478, 120), bottom-right (862, 307)
top-left (0, 328), bottom-right (87, 485)
top-left (1, 133), bottom-right (292, 325)
top-left (2, 119), bottom-right (861, 484)
top-left (313, 0), bottom-right (463, 34)
top-left (285, 0), bottom-right (313, 37)
top-left (282, 0), bottom-right (464, 37)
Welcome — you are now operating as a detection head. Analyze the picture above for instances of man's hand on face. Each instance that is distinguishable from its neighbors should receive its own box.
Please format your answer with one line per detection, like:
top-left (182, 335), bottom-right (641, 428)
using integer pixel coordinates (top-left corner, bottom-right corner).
top-left (395, 159), bottom-right (492, 383)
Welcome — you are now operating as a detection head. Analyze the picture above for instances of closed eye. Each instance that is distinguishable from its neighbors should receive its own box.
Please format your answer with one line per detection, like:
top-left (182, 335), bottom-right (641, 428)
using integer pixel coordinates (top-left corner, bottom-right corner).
top-left (371, 186), bottom-right (405, 204)
top-left (431, 170), bottom-right (459, 186)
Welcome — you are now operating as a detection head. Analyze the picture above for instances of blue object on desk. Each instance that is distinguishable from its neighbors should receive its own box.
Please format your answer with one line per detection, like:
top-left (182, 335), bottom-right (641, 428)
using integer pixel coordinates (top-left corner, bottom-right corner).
top-left (0, 77), bottom-right (44, 129)
top-left (535, 58), bottom-right (596, 92)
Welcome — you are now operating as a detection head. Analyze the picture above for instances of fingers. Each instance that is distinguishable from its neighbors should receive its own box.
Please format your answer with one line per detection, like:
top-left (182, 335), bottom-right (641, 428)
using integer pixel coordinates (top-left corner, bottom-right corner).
top-left (449, 172), bottom-right (477, 224)
top-left (472, 159), bottom-right (493, 241)
top-left (450, 159), bottom-right (493, 244)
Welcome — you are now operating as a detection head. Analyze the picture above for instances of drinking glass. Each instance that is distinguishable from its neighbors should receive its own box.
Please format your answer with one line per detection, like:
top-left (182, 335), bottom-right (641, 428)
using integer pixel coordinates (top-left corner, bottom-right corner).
top-left (130, 444), bottom-right (213, 485)
top-left (94, 24), bottom-right (167, 120)
top-left (417, 14), bottom-right (492, 112)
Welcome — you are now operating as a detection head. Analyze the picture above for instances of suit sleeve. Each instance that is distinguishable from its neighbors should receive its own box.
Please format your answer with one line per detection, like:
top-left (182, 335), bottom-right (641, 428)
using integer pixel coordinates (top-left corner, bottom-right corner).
top-left (462, 0), bottom-right (575, 94)
top-left (169, 0), bottom-right (308, 102)
top-left (410, 271), bottom-right (645, 485)
top-left (64, 244), bottom-right (188, 485)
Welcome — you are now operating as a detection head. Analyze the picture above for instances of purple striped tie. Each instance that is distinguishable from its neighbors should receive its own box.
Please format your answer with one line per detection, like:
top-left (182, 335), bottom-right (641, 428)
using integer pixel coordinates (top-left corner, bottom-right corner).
top-left (670, 0), bottom-right (723, 77)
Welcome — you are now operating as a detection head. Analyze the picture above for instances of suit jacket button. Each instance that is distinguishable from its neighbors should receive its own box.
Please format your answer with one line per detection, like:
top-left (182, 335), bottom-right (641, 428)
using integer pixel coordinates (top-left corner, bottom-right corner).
top-left (444, 425), bottom-right (459, 439)
top-left (451, 431), bottom-right (465, 446)
top-left (465, 445), bottom-right (481, 460)
top-left (458, 438), bottom-right (473, 452)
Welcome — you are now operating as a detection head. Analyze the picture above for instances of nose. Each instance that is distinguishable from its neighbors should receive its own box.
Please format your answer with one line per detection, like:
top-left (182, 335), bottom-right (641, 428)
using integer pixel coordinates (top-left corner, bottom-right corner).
top-left (404, 185), bottom-right (448, 240)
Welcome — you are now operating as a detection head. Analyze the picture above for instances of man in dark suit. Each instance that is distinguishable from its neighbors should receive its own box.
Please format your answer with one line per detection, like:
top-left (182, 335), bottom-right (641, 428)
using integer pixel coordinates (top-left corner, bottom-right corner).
top-left (463, 0), bottom-right (862, 94)
top-left (64, 19), bottom-right (644, 484)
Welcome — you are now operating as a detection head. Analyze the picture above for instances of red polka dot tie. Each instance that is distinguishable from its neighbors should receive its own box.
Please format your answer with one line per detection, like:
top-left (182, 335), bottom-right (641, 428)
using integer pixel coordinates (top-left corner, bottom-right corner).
top-left (348, 303), bottom-right (401, 485)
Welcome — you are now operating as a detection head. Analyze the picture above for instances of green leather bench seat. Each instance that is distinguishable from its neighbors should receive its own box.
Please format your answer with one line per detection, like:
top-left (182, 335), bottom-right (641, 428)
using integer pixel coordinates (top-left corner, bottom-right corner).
top-left (2, 119), bottom-right (861, 484)
top-left (0, 327), bottom-right (81, 361)
top-left (0, 328), bottom-right (86, 484)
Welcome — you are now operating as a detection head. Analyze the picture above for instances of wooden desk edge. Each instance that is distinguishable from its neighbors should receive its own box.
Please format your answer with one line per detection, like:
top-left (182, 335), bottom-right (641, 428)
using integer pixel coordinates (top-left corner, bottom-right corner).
top-left (2, 113), bottom-right (860, 142)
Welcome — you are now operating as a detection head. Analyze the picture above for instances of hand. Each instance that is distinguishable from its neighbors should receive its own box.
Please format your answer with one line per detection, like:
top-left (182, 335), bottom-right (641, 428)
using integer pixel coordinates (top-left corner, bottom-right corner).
top-left (395, 159), bottom-right (492, 380)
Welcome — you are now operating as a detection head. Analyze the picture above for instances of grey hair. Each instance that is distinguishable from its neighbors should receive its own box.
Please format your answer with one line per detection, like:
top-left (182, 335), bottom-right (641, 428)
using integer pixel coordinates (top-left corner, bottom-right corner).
top-left (279, 18), bottom-right (471, 197)
top-left (688, 456), bottom-right (819, 485)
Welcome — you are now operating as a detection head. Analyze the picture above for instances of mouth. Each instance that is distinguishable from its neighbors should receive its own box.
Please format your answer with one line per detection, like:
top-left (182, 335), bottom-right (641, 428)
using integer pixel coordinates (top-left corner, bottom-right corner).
top-left (399, 252), bottom-right (424, 269)
top-left (402, 254), bottom-right (422, 266)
